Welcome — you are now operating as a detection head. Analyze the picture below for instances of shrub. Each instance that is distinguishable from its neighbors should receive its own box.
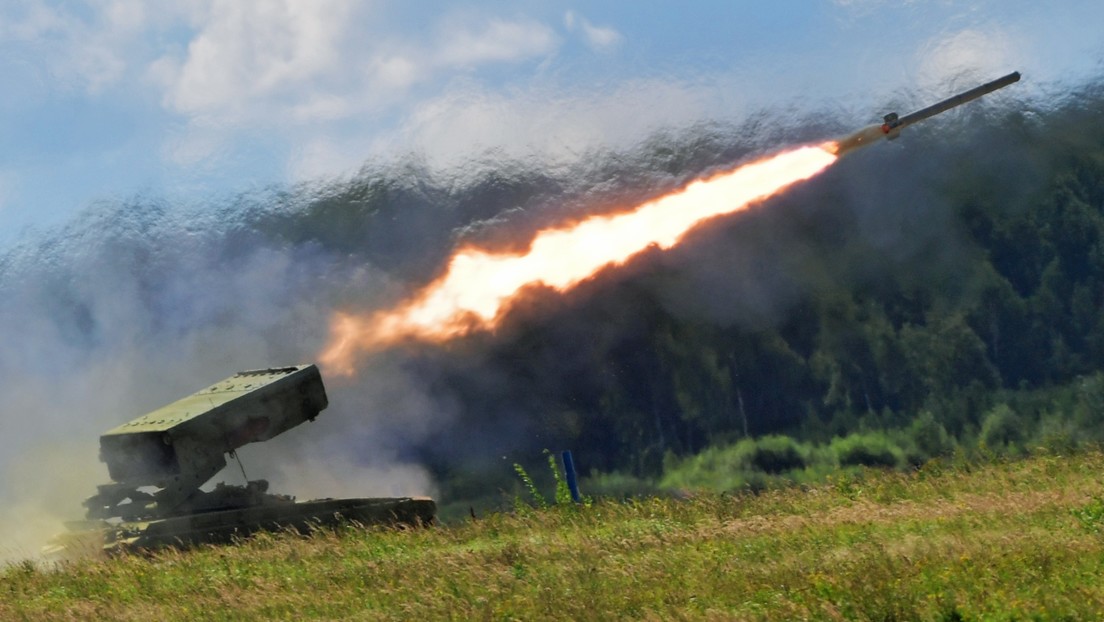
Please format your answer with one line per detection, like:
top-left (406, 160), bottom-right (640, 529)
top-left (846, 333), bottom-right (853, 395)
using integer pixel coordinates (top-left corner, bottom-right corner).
top-left (1036, 413), bottom-right (1079, 455)
top-left (748, 435), bottom-right (808, 473)
top-left (1074, 372), bottom-right (1104, 439)
top-left (658, 435), bottom-right (813, 492)
top-left (979, 403), bottom-right (1024, 450)
top-left (909, 410), bottom-right (954, 460)
top-left (832, 433), bottom-right (903, 469)
top-left (659, 441), bottom-right (756, 491)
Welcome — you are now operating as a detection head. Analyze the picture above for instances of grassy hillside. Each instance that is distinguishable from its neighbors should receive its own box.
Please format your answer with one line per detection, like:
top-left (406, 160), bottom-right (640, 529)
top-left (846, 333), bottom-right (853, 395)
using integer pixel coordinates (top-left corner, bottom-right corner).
top-left (5, 450), bottom-right (1104, 620)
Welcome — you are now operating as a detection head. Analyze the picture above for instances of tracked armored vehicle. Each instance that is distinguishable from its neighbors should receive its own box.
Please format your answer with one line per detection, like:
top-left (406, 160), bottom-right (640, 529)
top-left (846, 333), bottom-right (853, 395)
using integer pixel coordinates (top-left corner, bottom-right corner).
top-left (47, 364), bottom-right (435, 556)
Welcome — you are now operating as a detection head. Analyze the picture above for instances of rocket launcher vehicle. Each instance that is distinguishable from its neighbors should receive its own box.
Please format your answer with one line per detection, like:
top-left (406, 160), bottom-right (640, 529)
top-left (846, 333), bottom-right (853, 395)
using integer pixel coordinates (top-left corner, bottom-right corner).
top-left (833, 71), bottom-right (1021, 155)
top-left (86, 365), bottom-right (328, 520)
top-left (52, 365), bottom-right (435, 555)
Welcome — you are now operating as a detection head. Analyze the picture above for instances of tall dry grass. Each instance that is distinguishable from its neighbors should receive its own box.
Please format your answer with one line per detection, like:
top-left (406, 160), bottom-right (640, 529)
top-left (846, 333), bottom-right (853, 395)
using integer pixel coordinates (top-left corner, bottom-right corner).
top-left (4, 450), bottom-right (1104, 620)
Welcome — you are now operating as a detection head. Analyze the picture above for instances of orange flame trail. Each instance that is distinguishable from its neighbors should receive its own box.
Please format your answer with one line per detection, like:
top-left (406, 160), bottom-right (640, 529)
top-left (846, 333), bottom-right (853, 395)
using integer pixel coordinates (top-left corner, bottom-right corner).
top-left (321, 142), bottom-right (839, 374)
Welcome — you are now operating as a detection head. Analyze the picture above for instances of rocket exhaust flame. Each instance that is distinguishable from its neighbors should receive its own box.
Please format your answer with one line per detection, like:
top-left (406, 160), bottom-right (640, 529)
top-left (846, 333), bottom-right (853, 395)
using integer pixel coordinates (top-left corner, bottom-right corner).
top-left (320, 71), bottom-right (1021, 376)
top-left (320, 144), bottom-right (838, 375)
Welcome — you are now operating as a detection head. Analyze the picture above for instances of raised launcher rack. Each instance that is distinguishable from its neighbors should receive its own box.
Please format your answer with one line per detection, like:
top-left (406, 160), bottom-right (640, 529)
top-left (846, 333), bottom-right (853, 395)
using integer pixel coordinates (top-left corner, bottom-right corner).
top-left (51, 365), bottom-right (435, 555)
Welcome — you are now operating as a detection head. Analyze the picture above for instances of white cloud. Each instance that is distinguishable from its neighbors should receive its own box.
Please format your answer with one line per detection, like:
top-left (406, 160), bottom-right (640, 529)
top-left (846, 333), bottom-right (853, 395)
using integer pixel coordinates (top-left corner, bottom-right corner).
top-left (290, 93), bottom-right (354, 122)
top-left (146, 5), bottom-right (568, 180)
top-left (149, 4), bottom-right (563, 137)
top-left (914, 29), bottom-right (1017, 91)
top-left (378, 78), bottom-right (722, 173)
top-left (101, 0), bottom-right (148, 32)
top-left (161, 123), bottom-right (227, 168)
top-left (0, 1), bottom-right (145, 93)
top-left (282, 74), bottom-right (748, 183)
top-left (369, 54), bottom-right (424, 91)
top-left (564, 10), bottom-right (623, 51)
top-left (436, 18), bottom-right (558, 67)
top-left (0, 3), bottom-right (65, 41)
top-left (287, 136), bottom-right (365, 182)
top-left (290, 50), bottom-right (887, 183)
top-left (156, 0), bottom-right (357, 119)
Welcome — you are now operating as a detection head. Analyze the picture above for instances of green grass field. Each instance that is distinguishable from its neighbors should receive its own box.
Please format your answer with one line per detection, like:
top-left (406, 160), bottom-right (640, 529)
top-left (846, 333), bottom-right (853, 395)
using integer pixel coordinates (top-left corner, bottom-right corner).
top-left (5, 450), bottom-right (1104, 620)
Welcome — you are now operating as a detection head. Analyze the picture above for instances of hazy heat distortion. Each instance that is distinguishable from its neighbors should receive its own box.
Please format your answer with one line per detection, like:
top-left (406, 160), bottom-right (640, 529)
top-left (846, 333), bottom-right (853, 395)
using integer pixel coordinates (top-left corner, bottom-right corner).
top-left (320, 143), bottom-right (839, 374)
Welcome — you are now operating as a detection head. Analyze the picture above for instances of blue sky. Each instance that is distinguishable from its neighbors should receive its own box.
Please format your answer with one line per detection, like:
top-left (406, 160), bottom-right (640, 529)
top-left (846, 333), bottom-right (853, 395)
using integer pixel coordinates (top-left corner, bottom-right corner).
top-left (1, 1), bottom-right (1102, 247)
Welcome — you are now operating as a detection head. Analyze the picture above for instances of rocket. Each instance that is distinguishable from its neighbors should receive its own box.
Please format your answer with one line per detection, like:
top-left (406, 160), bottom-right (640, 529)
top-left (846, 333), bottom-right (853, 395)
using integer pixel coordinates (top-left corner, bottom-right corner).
top-left (833, 71), bottom-right (1021, 155)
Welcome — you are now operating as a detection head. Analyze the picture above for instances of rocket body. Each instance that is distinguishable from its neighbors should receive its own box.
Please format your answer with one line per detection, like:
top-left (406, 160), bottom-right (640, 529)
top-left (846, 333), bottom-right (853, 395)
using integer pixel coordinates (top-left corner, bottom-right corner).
top-left (833, 71), bottom-right (1020, 156)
